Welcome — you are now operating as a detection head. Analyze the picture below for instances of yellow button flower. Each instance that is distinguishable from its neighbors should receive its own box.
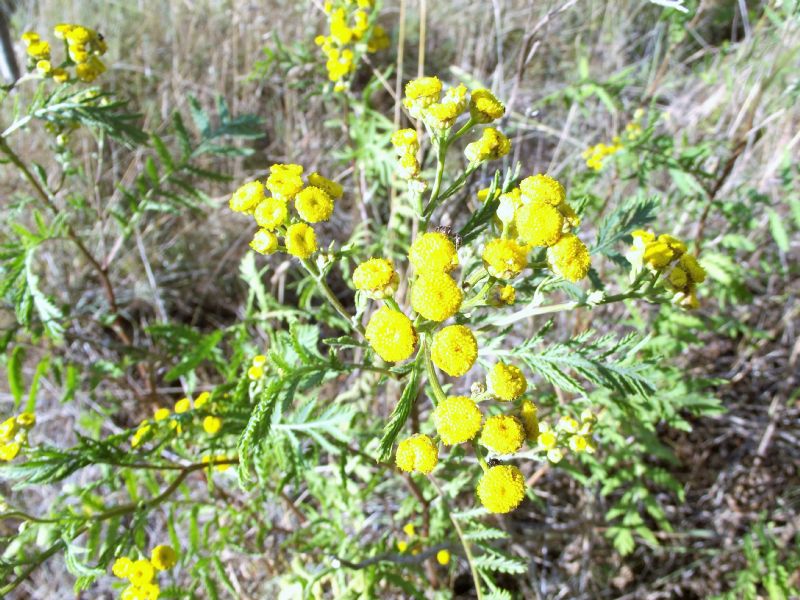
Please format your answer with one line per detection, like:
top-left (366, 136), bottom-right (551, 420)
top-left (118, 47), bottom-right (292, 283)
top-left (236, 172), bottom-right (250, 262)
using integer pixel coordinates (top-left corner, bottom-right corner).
top-left (308, 172), bottom-right (343, 200)
top-left (547, 233), bottom-right (591, 282)
top-left (408, 232), bottom-right (458, 274)
top-left (353, 258), bottom-right (399, 299)
top-left (112, 556), bottom-right (133, 578)
top-left (250, 229), bottom-right (279, 255)
top-left (487, 362), bottom-right (527, 401)
top-left (432, 396), bottom-right (482, 445)
top-left (436, 549), bottom-right (451, 565)
top-left (519, 400), bottom-right (539, 440)
top-left (295, 186), bottom-right (334, 223)
top-left (365, 306), bottom-right (417, 362)
top-left (496, 284), bottom-right (516, 305)
top-left (266, 164), bottom-right (304, 200)
top-left (519, 174), bottom-right (565, 206)
top-left (1, 416), bottom-right (19, 440)
top-left (203, 416), bottom-right (222, 435)
top-left (253, 197), bottom-right (288, 230)
top-left (425, 101), bottom-right (461, 130)
top-left (128, 559), bottom-right (155, 586)
top-left (194, 392), bottom-right (211, 409)
top-left (464, 127), bottom-right (511, 163)
top-left (153, 408), bottom-right (170, 422)
top-left (537, 430), bottom-right (557, 450)
top-left (476, 464), bottom-right (525, 514)
top-left (174, 398), bottom-right (191, 413)
top-left (679, 254), bottom-right (706, 283)
top-left (482, 238), bottom-right (528, 279)
top-left (229, 181), bottom-right (265, 213)
top-left (0, 442), bottom-right (21, 461)
top-left (481, 415), bottom-right (525, 455)
top-left (391, 128), bottom-right (419, 154)
top-left (150, 544), bottom-right (178, 570)
top-left (395, 434), bottom-right (438, 474)
top-left (430, 325), bottom-right (477, 377)
top-left (285, 223), bottom-right (317, 259)
top-left (411, 272), bottom-right (463, 322)
top-left (469, 88), bottom-right (505, 123)
top-left (516, 199), bottom-right (564, 247)
top-left (26, 40), bottom-right (50, 59)
top-left (404, 76), bottom-right (442, 110)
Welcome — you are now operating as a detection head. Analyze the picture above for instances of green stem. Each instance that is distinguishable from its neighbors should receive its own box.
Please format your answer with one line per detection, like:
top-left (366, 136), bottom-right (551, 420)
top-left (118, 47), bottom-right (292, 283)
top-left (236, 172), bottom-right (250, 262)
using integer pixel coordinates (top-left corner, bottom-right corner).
top-left (471, 441), bottom-right (489, 473)
top-left (461, 280), bottom-right (493, 311)
top-left (301, 258), bottom-right (366, 337)
top-left (422, 140), bottom-right (448, 219)
top-left (384, 296), bottom-right (402, 312)
top-left (423, 336), bottom-right (447, 406)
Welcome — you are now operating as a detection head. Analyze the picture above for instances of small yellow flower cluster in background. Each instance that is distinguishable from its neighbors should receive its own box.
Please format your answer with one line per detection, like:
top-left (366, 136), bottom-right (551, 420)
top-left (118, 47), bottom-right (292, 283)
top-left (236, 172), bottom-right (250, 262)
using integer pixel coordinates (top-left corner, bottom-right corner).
top-left (248, 354), bottom-right (267, 380)
top-left (315, 0), bottom-right (389, 91)
top-left (627, 230), bottom-right (706, 309)
top-left (130, 392), bottom-right (213, 448)
top-left (22, 24), bottom-right (107, 83)
top-left (535, 410), bottom-right (597, 464)
top-left (394, 523), bottom-right (451, 565)
top-left (391, 128), bottom-right (422, 183)
top-left (0, 412), bottom-right (35, 462)
top-left (229, 164), bottom-right (343, 259)
top-left (582, 109), bottom-right (644, 171)
top-left (111, 544), bottom-right (177, 600)
top-left (489, 173), bottom-right (590, 283)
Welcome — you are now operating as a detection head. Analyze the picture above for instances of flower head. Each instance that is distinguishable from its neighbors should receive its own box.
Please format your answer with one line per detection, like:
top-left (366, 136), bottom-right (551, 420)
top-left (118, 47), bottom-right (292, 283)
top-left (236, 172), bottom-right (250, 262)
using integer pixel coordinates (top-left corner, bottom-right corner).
top-left (426, 101), bottom-right (462, 130)
top-left (250, 229), bottom-right (279, 255)
top-left (436, 549), bottom-right (451, 565)
top-left (203, 416), bottom-right (222, 436)
top-left (482, 238), bottom-right (528, 279)
top-left (431, 325), bottom-right (478, 377)
top-left (519, 174), bottom-right (565, 206)
top-left (353, 258), bottom-right (399, 299)
top-left (112, 556), bottom-right (133, 579)
top-left (128, 559), bottom-right (155, 586)
top-left (464, 127), bottom-right (511, 163)
top-left (295, 186), bottom-right (334, 223)
top-left (515, 199), bottom-right (564, 247)
top-left (487, 362), bottom-right (527, 401)
top-left (395, 434), bottom-right (439, 474)
top-left (174, 398), bottom-right (191, 413)
top-left (404, 76), bottom-right (443, 113)
top-left (496, 284), bottom-right (516, 305)
top-left (150, 544), bottom-right (178, 570)
top-left (229, 181), bottom-right (265, 213)
top-left (519, 400), bottom-right (539, 440)
top-left (308, 172), bottom-right (343, 199)
top-left (481, 415), bottom-right (525, 455)
top-left (469, 88), bottom-right (505, 123)
top-left (391, 129), bottom-right (419, 154)
top-left (253, 197), bottom-right (288, 230)
top-left (408, 232), bottom-right (458, 274)
top-left (547, 234), bottom-right (591, 282)
top-left (266, 164), bottom-right (304, 200)
top-left (411, 272), bottom-right (463, 322)
top-left (0, 417), bottom-right (18, 441)
top-left (365, 306), bottom-right (417, 362)
top-left (285, 223), bottom-right (317, 259)
top-left (476, 465), bottom-right (525, 513)
top-left (432, 396), bottom-right (482, 445)
top-left (0, 442), bottom-right (21, 461)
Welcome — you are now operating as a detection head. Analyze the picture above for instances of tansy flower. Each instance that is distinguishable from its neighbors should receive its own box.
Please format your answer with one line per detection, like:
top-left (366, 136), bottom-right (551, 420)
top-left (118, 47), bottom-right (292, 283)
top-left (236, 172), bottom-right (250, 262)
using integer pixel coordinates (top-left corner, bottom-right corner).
top-left (16, 412), bottom-right (36, 429)
top-left (395, 434), bottom-right (438, 474)
top-left (403, 523), bottom-right (416, 537)
top-left (367, 25), bottom-right (390, 52)
top-left (397, 540), bottom-right (409, 552)
top-left (547, 234), bottom-right (591, 282)
top-left (469, 88), bottom-right (505, 123)
top-left (476, 465), bottom-right (525, 514)
top-left (569, 435), bottom-right (589, 453)
top-left (112, 556), bottom-right (133, 578)
top-left (0, 417), bottom-right (18, 441)
top-left (128, 559), bottom-right (155, 586)
top-left (308, 172), bottom-right (343, 199)
top-left (408, 232), bottom-right (458, 274)
top-left (441, 84), bottom-right (468, 114)
top-left (26, 40), bottom-right (50, 59)
top-left (437, 549), bottom-right (451, 565)
top-left (519, 400), bottom-right (539, 440)
top-left (253, 197), bottom-right (288, 230)
top-left (75, 57), bottom-right (105, 82)
top-left (391, 129), bottom-right (419, 154)
top-left (174, 398), bottom-right (191, 413)
top-left (519, 174), bottom-right (565, 206)
top-left (153, 408), bottom-right (170, 422)
top-left (496, 284), bottom-right (516, 305)
top-left (229, 181), bottom-right (265, 213)
top-left (537, 430), bottom-right (557, 450)
top-left (194, 391), bottom-right (211, 409)
top-left (464, 127), bottom-right (511, 163)
top-left (295, 186), bottom-right (334, 223)
top-left (404, 76), bottom-right (443, 113)
top-left (330, 8), bottom-right (353, 44)
top-left (365, 306), bottom-right (417, 362)
top-left (21, 31), bottom-right (40, 45)
top-left (248, 364), bottom-right (265, 380)
top-left (432, 396), bottom-right (482, 445)
top-left (430, 324), bottom-right (478, 377)
top-left (426, 101), bottom-right (461, 130)
top-left (411, 273), bottom-right (463, 322)
top-left (678, 253), bottom-right (706, 284)
top-left (266, 164), bottom-right (304, 200)
top-left (150, 544), bottom-right (178, 570)
top-left (285, 223), bottom-right (317, 259)
top-left (0, 442), bottom-right (21, 461)
top-left (130, 422), bottom-right (151, 448)
top-left (547, 448), bottom-right (564, 463)
top-left (557, 416), bottom-right (579, 434)
top-left (397, 152), bottom-right (420, 179)
top-left (122, 583), bottom-right (159, 600)
top-left (36, 60), bottom-right (51, 75)
top-left (250, 229), bottom-right (279, 255)
top-left (482, 238), bottom-right (528, 279)
top-left (659, 234), bottom-right (687, 257)
top-left (52, 68), bottom-right (68, 83)
top-left (516, 199), bottom-right (564, 247)
top-left (203, 416), bottom-right (222, 435)
top-left (353, 258), bottom-right (399, 299)
top-left (481, 415), bottom-right (525, 455)
top-left (487, 362), bottom-right (527, 401)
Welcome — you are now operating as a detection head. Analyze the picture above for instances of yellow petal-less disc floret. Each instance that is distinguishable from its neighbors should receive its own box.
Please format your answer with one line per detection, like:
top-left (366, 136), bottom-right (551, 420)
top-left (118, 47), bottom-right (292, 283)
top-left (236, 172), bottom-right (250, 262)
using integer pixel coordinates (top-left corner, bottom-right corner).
top-left (404, 76), bottom-right (442, 109)
top-left (365, 306), bottom-right (417, 362)
top-left (519, 400), bottom-right (539, 440)
top-left (1, 417), bottom-right (18, 440)
top-left (430, 325), bottom-right (478, 377)
top-left (487, 362), bottom-right (527, 401)
top-left (203, 416), bottom-right (222, 435)
top-left (496, 284), bottom-right (516, 305)
top-left (307, 172), bottom-right (343, 200)
top-left (464, 127), bottom-right (511, 163)
top-left (516, 199), bottom-right (564, 247)
top-left (408, 232), bottom-right (458, 274)
top-left (250, 229), bottom-right (279, 255)
top-left (432, 396), bottom-right (482, 445)
top-left (395, 434), bottom-right (439, 474)
top-left (150, 544), bottom-right (178, 570)
top-left (128, 559), bottom-right (155, 586)
top-left (353, 258), bottom-right (399, 299)
top-left (0, 442), bottom-right (21, 461)
top-left (519, 174), bottom-right (566, 206)
top-left (469, 88), bottom-right (505, 123)
top-left (229, 181), bottom-right (265, 213)
top-left (253, 197), bottom-right (288, 230)
top-left (547, 234), bottom-right (591, 282)
top-left (411, 272), bottom-right (463, 322)
top-left (679, 253), bottom-right (706, 284)
top-left (482, 238), bottom-right (528, 279)
top-left (112, 556), bottom-right (133, 579)
top-left (285, 223), bottom-right (317, 259)
top-left (295, 186), bottom-right (334, 223)
top-left (266, 164), bottom-right (304, 200)
top-left (391, 128), bottom-right (419, 153)
top-left (476, 464), bottom-right (525, 514)
top-left (426, 101), bottom-right (462, 130)
top-left (481, 415), bottom-right (526, 455)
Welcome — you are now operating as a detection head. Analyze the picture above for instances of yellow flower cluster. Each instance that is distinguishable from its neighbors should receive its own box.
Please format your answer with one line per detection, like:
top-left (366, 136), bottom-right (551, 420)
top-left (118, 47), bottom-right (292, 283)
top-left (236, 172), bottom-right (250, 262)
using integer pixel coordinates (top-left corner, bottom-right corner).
top-left (315, 0), bottom-right (389, 91)
top-left (130, 392), bottom-right (212, 448)
top-left (628, 230), bottom-right (706, 308)
top-left (0, 412), bottom-right (35, 462)
top-left (230, 164), bottom-right (343, 259)
top-left (583, 110), bottom-right (644, 170)
top-left (353, 257), bottom-right (399, 299)
top-left (394, 522), bottom-right (450, 565)
top-left (22, 24), bottom-right (108, 83)
top-left (112, 545), bottom-right (177, 600)
top-left (536, 410), bottom-right (597, 463)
